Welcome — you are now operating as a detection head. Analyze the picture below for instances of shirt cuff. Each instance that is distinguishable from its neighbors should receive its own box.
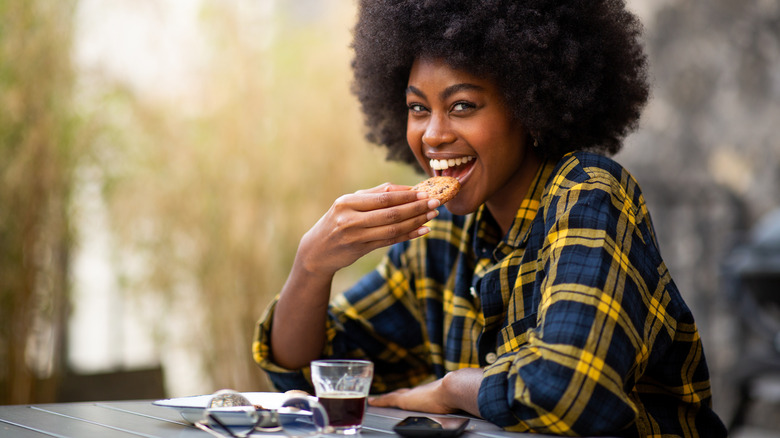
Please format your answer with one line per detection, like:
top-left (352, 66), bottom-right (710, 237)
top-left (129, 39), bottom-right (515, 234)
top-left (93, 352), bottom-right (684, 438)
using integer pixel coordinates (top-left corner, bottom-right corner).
top-left (478, 358), bottom-right (522, 428)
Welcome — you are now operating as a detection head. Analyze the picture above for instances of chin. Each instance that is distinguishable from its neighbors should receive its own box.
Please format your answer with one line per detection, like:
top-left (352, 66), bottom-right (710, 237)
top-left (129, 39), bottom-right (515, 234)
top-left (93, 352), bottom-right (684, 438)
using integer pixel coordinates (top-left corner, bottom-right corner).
top-left (443, 198), bottom-right (478, 216)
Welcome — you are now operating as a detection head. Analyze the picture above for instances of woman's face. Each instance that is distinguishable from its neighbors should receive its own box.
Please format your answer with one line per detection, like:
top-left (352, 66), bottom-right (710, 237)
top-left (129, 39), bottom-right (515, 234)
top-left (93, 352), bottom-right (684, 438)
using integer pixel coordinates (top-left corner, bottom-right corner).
top-left (406, 57), bottom-right (536, 218)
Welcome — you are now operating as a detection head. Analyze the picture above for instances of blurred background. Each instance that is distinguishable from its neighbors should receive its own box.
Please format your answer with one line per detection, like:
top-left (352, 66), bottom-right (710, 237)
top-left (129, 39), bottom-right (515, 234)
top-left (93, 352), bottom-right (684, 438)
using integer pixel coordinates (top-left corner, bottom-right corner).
top-left (1, 0), bottom-right (778, 435)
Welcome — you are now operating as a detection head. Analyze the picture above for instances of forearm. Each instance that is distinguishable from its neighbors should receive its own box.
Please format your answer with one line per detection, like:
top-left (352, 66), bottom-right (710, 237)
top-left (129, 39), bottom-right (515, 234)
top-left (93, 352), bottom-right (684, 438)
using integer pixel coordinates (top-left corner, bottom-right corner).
top-left (270, 255), bottom-right (334, 370)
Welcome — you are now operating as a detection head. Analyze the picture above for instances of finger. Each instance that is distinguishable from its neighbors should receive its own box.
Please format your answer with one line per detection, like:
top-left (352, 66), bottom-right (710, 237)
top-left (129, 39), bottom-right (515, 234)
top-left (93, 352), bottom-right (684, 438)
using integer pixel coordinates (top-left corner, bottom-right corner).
top-left (356, 198), bottom-right (439, 229)
top-left (367, 389), bottom-right (410, 407)
top-left (358, 208), bottom-right (439, 244)
top-left (359, 190), bottom-right (433, 211)
top-left (367, 394), bottom-right (392, 407)
top-left (354, 182), bottom-right (391, 195)
top-left (355, 182), bottom-right (414, 195)
top-left (382, 183), bottom-right (415, 192)
top-left (357, 225), bottom-right (430, 254)
top-left (339, 223), bottom-right (430, 260)
top-left (334, 191), bottom-right (423, 215)
top-left (325, 197), bottom-right (436, 242)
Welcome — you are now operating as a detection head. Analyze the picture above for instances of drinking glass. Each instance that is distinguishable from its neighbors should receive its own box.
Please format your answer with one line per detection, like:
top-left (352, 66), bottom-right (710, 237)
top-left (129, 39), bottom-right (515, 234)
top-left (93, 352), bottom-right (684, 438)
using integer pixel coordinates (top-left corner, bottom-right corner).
top-left (310, 360), bottom-right (374, 434)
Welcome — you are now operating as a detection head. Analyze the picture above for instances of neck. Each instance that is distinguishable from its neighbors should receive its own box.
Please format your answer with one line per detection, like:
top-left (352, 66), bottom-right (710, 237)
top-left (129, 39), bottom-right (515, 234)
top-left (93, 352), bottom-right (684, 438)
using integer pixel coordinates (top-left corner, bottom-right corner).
top-left (486, 150), bottom-right (543, 236)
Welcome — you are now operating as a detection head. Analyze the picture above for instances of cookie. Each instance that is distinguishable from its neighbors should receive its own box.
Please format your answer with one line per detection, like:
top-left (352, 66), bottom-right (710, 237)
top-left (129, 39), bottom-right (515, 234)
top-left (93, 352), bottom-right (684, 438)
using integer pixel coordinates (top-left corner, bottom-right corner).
top-left (412, 176), bottom-right (461, 204)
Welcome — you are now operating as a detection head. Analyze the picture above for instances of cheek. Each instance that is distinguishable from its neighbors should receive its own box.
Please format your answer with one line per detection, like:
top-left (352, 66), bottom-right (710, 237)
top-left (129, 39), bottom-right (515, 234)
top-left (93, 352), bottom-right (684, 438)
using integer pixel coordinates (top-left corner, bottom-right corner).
top-left (406, 125), bottom-right (429, 171)
top-left (483, 125), bottom-right (526, 161)
top-left (407, 124), bottom-right (424, 152)
top-left (406, 118), bottom-right (421, 145)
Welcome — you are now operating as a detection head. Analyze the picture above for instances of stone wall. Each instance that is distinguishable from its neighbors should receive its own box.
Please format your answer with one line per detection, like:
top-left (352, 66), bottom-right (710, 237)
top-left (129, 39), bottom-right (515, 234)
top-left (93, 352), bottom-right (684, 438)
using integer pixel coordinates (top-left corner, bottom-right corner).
top-left (622, 0), bottom-right (780, 425)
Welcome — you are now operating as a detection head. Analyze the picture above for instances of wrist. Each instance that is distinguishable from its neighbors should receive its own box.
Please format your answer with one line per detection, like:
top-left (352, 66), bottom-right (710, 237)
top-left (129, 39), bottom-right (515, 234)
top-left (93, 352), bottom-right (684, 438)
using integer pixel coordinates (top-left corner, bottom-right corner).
top-left (441, 368), bottom-right (484, 417)
top-left (295, 241), bottom-right (337, 280)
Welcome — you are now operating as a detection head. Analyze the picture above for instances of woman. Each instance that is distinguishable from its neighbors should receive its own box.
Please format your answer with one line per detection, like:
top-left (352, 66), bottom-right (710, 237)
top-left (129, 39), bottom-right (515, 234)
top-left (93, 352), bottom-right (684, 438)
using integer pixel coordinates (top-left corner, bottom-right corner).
top-left (253, 1), bottom-right (728, 436)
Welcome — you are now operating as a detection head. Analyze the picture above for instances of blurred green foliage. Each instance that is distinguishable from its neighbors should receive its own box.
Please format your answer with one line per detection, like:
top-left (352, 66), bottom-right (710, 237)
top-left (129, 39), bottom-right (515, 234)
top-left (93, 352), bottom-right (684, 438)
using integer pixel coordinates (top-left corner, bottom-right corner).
top-left (89, 2), bottom-right (418, 393)
top-left (1, 0), bottom-right (419, 402)
top-left (0, 0), bottom-right (81, 403)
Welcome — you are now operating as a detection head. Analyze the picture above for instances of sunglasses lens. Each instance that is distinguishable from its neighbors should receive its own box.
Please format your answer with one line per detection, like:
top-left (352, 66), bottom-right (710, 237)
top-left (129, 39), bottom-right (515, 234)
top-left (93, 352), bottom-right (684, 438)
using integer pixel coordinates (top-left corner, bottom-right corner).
top-left (204, 406), bottom-right (259, 436)
top-left (278, 397), bottom-right (330, 436)
top-left (199, 391), bottom-right (329, 437)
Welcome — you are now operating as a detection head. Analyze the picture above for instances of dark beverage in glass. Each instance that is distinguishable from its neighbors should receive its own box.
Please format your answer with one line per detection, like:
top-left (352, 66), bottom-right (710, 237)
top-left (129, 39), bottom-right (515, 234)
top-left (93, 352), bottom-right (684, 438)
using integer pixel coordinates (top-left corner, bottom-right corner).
top-left (318, 392), bottom-right (366, 430)
top-left (311, 360), bottom-right (374, 434)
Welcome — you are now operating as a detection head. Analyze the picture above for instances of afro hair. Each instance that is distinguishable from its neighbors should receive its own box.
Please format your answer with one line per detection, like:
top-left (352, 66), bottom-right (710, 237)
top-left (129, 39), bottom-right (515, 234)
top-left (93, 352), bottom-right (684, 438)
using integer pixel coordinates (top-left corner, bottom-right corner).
top-left (351, 0), bottom-right (650, 165)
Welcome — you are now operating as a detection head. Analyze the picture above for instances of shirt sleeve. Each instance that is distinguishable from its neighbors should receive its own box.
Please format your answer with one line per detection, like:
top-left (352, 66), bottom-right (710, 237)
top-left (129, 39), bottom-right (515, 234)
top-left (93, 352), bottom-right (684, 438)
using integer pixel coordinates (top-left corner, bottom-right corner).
top-left (253, 241), bottom-right (434, 394)
top-left (479, 171), bottom-right (672, 435)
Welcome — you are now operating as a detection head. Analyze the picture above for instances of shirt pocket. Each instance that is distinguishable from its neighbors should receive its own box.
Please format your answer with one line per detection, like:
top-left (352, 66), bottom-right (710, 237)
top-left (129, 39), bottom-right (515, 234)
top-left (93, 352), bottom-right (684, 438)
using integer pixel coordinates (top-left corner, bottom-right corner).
top-left (497, 312), bottom-right (538, 354)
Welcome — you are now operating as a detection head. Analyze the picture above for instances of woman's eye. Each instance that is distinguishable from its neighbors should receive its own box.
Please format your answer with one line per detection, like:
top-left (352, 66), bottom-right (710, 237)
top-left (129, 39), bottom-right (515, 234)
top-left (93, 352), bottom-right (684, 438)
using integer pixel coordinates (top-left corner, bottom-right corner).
top-left (452, 101), bottom-right (475, 112)
top-left (408, 103), bottom-right (427, 113)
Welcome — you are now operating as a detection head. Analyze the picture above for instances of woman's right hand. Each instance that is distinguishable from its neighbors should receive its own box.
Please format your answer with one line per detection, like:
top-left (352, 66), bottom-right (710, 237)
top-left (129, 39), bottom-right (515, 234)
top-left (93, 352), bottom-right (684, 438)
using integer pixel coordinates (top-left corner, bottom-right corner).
top-left (297, 182), bottom-right (440, 277)
top-left (271, 182), bottom-right (437, 369)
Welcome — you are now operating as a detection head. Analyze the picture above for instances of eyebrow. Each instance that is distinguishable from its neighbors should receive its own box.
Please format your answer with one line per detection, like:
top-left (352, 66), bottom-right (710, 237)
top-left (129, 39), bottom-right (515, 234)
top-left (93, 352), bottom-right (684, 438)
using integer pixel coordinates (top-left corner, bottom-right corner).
top-left (405, 83), bottom-right (485, 101)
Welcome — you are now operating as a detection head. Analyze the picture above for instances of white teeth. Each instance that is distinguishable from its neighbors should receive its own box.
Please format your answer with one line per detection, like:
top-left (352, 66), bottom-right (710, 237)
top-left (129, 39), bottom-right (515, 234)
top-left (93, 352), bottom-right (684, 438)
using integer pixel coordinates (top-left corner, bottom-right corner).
top-left (428, 156), bottom-right (473, 171)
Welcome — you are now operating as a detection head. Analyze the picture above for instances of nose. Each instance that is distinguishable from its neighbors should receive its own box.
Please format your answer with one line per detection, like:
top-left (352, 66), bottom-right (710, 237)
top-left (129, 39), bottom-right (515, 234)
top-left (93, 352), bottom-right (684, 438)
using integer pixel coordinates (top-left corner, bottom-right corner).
top-left (422, 113), bottom-right (456, 148)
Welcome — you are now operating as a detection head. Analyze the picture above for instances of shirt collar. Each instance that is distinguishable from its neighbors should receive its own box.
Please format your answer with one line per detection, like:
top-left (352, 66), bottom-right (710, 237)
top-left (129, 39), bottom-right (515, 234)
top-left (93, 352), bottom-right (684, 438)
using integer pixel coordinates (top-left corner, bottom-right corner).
top-left (473, 158), bottom-right (557, 260)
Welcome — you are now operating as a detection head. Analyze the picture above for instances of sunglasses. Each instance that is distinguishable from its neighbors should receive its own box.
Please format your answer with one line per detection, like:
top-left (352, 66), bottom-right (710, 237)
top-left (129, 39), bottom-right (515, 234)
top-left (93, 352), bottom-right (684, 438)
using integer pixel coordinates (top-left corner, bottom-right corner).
top-left (195, 391), bottom-right (330, 437)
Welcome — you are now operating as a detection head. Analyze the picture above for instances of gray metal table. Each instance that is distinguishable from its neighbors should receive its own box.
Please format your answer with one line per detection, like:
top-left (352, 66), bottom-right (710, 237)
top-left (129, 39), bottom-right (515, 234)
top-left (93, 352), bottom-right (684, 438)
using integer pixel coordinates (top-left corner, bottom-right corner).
top-left (0, 400), bottom-right (568, 438)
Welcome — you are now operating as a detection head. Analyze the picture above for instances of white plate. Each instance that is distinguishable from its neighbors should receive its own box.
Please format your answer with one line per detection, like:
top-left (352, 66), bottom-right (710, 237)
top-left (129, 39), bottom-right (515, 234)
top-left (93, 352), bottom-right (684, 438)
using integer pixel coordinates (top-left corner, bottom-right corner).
top-left (153, 392), bottom-right (289, 424)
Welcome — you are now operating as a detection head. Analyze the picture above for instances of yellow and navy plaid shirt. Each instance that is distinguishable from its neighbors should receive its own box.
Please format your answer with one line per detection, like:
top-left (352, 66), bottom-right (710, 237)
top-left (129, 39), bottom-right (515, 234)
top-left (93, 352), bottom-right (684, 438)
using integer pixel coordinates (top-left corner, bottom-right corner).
top-left (254, 152), bottom-right (726, 437)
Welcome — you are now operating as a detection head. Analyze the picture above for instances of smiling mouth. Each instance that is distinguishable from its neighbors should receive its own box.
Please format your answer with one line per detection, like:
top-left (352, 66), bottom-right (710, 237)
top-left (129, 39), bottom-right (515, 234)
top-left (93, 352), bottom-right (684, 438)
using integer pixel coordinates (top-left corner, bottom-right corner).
top-left (429, 156), bottom-right (475, 179)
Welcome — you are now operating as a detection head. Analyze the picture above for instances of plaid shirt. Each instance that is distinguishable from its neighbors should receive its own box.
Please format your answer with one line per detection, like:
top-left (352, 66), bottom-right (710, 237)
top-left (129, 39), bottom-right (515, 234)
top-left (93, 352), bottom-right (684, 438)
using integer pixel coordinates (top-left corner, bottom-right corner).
top-left (253, 151), bottom-right (726, 437)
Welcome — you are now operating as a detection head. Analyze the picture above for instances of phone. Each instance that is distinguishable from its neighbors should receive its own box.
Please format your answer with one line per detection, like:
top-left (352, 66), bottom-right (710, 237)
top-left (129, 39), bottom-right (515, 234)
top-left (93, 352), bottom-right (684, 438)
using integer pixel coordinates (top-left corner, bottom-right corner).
top-left (393, 416), bottom-right (470, 437)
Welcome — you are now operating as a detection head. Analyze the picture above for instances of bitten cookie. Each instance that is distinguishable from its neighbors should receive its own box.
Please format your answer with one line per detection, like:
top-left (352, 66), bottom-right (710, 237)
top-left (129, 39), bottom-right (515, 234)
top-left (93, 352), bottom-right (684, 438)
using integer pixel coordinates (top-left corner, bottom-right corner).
top-left (412, 176), bottom-right (461, 204)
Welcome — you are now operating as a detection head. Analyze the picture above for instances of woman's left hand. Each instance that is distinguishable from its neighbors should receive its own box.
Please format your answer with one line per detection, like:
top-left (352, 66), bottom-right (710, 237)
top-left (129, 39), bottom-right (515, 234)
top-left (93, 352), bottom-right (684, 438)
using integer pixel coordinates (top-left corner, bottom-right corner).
top-left (367, 368), bottom-right (483, 417)
top-left (369, 381), bottom-right (452, 414)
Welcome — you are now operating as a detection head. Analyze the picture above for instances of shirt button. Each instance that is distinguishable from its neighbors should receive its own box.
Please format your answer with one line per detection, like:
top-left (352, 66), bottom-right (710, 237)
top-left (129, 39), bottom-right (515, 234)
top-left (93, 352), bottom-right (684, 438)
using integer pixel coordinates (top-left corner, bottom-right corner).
top-left (485, 352), bottom-right (497, 364)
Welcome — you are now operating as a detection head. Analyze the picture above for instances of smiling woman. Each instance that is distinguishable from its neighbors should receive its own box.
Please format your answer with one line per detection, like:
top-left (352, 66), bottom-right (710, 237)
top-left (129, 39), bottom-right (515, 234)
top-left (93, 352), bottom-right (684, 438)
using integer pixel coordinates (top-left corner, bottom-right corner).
top-left (404, 58), bottom-right (540, 226)
top-left (253, 1), bottom-right (728, 436)
top-left (352, 1), bottom-right (649, 165)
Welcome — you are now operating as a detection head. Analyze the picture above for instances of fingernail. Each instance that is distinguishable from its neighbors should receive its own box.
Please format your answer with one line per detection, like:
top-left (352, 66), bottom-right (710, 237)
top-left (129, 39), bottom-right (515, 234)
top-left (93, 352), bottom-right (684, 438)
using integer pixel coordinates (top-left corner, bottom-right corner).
top-left (418, 226), bottom-right (430, 236)
top-left (417, 191), bottom-right (429, 199)
top-left (427, 210), bottom-right (439, 220)
top-left (427, 199), bottom-right (440, 209)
